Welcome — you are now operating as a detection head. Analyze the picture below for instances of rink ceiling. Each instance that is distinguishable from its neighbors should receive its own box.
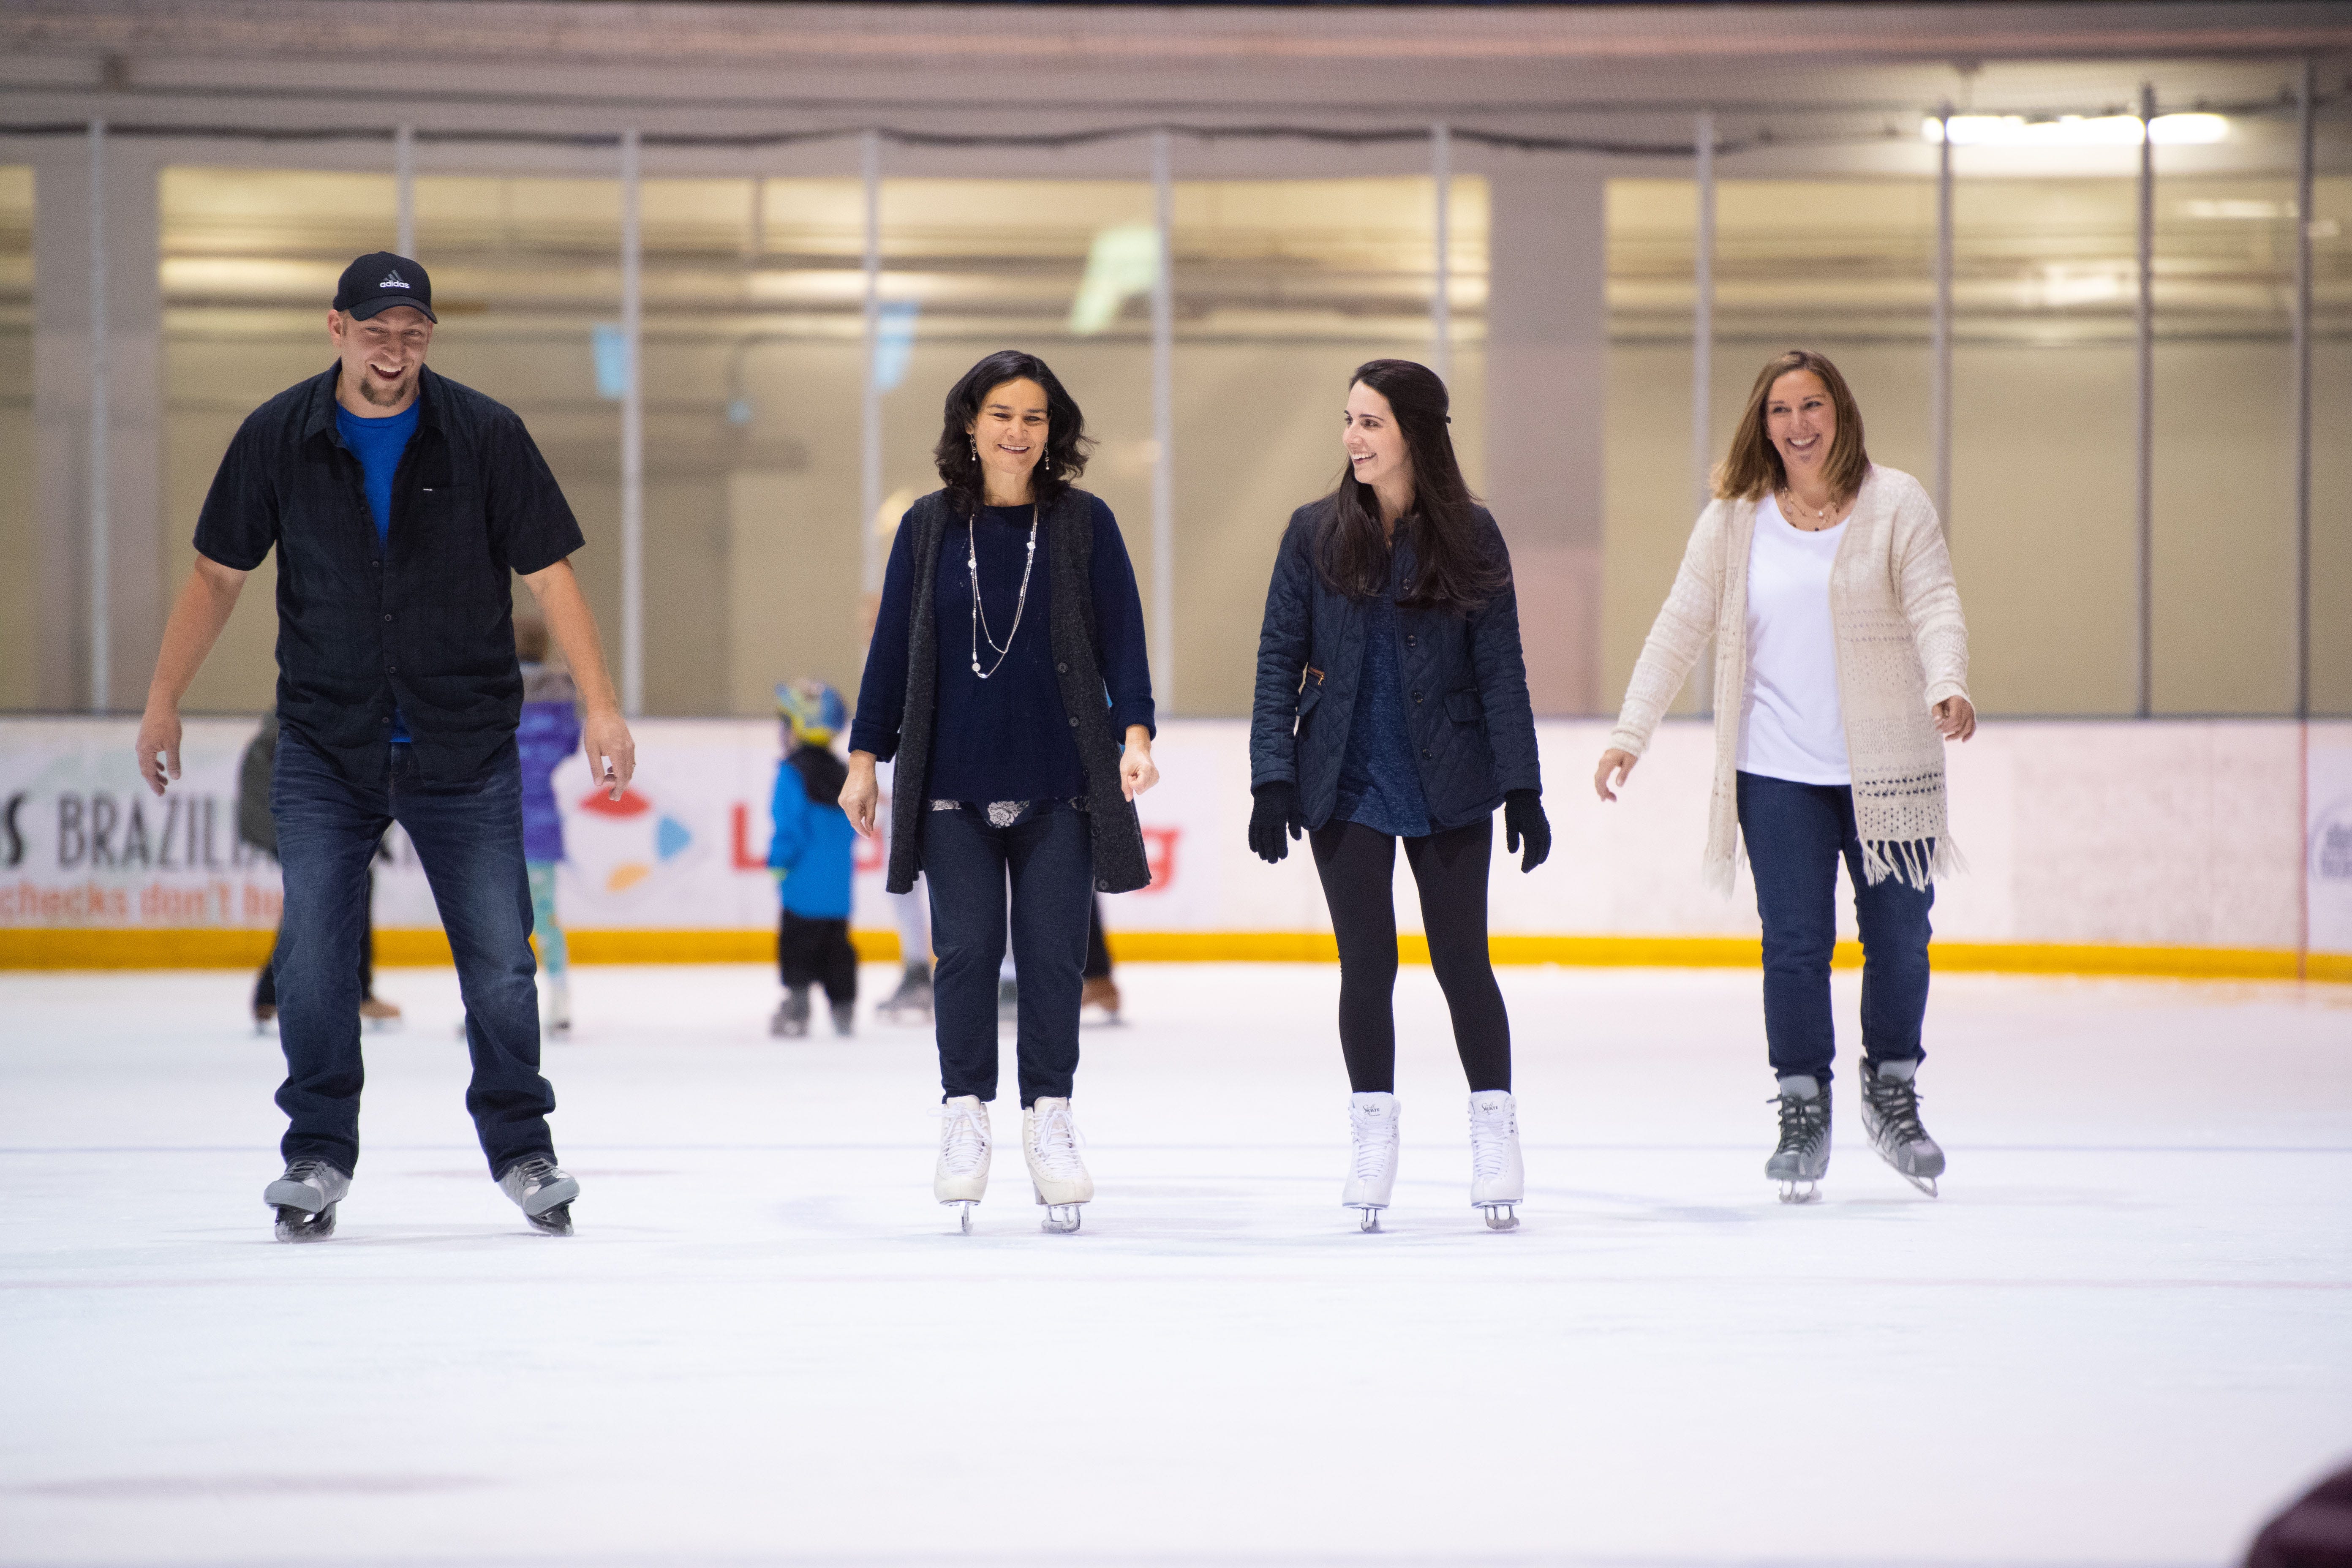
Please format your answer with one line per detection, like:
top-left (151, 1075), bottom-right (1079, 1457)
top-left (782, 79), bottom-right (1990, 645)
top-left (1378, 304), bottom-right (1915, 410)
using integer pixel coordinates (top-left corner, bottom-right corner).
top-left (2, 961), bottom-right (2348, 1567)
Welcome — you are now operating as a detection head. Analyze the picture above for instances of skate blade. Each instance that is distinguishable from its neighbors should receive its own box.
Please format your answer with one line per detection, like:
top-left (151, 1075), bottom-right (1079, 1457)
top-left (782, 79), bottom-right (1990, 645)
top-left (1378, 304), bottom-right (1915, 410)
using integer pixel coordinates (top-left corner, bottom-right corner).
top-left (1901, 1172), bottom-right (1940, 1198)
top-left (525, 1202), bottom-right (574, 1236)
top-left (1479, 1203), bottom-right (1519, 1231)
top-left (1033, 1192), bottom-right (1084, 1233)
top-left (273, 1203), bottom-right (336, 1242)
top-left (941, 1200), bottom-right (978, 1234)
top-left (1777, 1180), bottom-right (1822, 1205)
top-left (1349, 1205), bottom-right (1385, 1233)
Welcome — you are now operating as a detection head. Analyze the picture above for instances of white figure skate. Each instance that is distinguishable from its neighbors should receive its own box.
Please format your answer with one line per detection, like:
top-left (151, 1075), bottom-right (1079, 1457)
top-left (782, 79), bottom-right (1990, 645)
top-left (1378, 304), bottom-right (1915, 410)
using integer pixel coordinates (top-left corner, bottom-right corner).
top-left (935, 1095), bottom-right (991, 1233)
top-left (1342, 1092), bottom-right (1400, 1231)
top-left (1023, 1097), bottom-right (1092, 1233)
top-left (1467, 1089), bottom-right (1524, 1230)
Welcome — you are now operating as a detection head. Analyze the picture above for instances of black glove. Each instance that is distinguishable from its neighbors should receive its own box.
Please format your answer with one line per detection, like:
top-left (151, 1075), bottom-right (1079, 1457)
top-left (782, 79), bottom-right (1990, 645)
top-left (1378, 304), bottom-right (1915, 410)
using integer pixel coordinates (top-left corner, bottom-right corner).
top-left (1504, 789), bottom-right (1551, 874)
top-left (1248, 782), bottom-right (1304, 865)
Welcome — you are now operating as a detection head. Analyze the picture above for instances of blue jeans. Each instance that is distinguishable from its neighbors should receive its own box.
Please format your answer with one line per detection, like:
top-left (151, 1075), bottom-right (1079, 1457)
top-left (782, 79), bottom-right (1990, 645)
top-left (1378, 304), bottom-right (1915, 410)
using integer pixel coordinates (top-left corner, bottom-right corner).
top-left (1735, 770), bottom-right (1933, 1087)
top-left (923, 803), bottom-right (1092, 1107)
top-left (271, 726), bottom-right (555, 1176)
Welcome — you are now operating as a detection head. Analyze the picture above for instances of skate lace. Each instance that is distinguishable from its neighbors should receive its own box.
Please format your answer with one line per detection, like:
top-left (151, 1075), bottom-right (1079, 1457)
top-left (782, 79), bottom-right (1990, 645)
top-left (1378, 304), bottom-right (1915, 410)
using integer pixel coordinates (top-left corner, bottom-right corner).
top-left (507, 1155), bottom-right (559, 1190)
top-left (1863, 1075), bottom-right (1928, 1142)
top-left (939, 1105), bottom-right (989, 1177)
top-left (283, 1158), bottom-right (332, 1186)
top-left (1350, 1110), bottom-right (1399, 1180)
top-left (1030, 1102), bottom-right (1084, 1180)
top-left (1468, 1105), bottom-right (1516, 1183)
top-left (1770, 1093), bottom-right (1829, 1155)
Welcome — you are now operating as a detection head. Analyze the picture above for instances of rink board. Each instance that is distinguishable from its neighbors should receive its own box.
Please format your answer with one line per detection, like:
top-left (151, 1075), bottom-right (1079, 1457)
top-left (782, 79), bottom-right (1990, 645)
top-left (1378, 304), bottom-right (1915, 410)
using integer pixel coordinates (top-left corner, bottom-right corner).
top-left (3, 714), bottom-right (2349, 979)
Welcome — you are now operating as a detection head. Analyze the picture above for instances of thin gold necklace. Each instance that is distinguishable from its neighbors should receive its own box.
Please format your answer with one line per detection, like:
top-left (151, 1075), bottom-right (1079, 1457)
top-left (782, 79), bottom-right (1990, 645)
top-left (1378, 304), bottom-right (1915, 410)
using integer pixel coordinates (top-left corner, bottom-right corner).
top-left (1780, 488), bottom-right (1841, 531)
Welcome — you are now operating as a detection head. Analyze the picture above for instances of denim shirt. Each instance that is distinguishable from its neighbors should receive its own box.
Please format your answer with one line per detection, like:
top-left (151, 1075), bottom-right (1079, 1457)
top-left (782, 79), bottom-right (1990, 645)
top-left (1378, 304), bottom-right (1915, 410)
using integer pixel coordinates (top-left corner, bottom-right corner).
top-left (1334, 591), bottom-right (1433, 838)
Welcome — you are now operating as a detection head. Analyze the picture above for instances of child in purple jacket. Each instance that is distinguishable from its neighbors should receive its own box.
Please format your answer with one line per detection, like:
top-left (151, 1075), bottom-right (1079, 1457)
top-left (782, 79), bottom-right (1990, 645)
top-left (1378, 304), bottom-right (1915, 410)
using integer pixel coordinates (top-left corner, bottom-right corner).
top-left (516, 616), bottom-right (582, 1036)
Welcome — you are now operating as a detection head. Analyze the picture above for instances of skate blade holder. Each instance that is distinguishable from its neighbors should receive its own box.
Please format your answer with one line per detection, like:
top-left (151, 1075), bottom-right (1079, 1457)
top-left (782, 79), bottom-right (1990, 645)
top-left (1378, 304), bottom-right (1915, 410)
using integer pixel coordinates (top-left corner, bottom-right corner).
top-left (1478, 1203), bottom-right (1519, 1231)
top-left (1034, 1190), bottom-right (1084, 1233)
top-left (1349, 1204), bottom-right (1385, 1233)
top-left (1777, 1180), bottom-right (1823, 1205)
top-left (944, 1199), bottom-right (978, 1235)
top-left (525, 1203), bottom-right (573, 1236)
top-left (272, 1203), bottom-right (337, 1242)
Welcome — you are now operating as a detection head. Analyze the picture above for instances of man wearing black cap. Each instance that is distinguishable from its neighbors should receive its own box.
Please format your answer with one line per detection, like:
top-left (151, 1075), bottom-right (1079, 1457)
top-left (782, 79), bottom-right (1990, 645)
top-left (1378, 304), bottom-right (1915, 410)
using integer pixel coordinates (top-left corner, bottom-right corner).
top-left (134, 251), bottom-right (634, 1241)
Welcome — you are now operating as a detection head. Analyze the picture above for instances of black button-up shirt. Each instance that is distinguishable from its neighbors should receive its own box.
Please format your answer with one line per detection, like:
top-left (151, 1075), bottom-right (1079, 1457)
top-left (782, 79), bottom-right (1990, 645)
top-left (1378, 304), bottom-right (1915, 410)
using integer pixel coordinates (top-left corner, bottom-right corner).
top-left (193, 363), bottom-right (585, 784)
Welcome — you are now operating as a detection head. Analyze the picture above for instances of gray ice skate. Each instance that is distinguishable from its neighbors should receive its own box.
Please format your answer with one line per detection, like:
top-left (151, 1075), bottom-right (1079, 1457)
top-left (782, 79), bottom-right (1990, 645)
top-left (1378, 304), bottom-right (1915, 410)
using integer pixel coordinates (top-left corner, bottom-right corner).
top-left (830, 1001), bottom-right (856, 1038)
top-left (1766, 1075), bottom-right (1832, 1203)
top-left (877, 964), bottom-right (933, 1026)
top-left (497, 1155), bottom-right (579, 1236)
top-left (770, 986), bottom-right (811, 1038)
top-left (1858, 1058), bottom-right (1944, 1197)
top-left (264, 1158), bottom-right (350, 1243)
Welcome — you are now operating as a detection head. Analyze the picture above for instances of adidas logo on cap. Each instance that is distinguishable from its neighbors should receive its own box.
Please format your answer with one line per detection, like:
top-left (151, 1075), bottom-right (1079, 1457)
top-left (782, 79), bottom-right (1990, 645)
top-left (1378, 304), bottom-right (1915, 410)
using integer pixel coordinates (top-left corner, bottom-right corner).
top-left (379, 271), bottom-right (410, 289)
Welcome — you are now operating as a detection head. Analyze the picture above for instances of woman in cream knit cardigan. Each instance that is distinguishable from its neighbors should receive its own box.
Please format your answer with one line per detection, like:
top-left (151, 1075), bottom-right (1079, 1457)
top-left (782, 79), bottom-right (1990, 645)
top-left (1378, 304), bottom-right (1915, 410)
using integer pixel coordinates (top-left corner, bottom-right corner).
top-left (1595, 349), bottom-right (1973, 1203)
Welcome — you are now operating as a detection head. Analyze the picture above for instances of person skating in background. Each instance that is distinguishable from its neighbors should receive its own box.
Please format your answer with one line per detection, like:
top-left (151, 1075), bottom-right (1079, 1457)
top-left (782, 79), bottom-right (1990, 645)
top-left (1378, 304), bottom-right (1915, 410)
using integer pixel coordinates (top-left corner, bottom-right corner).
top-left (1596, 348), bottom-right (1972, 1203)
top-left (769, 680), bottom-right (859, 1039)
top-left (515, 613), bottom-right (580, 1038)
top-left (238, 710), bottom-right (402, 1035)
top-left (1248, 358), bottom-right (1549, 1233)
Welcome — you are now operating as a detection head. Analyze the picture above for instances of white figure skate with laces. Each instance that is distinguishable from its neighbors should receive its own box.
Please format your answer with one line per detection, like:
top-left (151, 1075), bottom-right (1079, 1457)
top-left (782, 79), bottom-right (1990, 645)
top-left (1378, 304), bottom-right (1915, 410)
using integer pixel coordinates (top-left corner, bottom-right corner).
top-left (1467, 1089), bottom-right (1524, 1230)
top-left (1342, 1092), bottom-right (1400, 1231)
top-left (1023, 1097), bottom-right (1092, 1233)
top-left (935, 1095), bottom-right (991, 1233)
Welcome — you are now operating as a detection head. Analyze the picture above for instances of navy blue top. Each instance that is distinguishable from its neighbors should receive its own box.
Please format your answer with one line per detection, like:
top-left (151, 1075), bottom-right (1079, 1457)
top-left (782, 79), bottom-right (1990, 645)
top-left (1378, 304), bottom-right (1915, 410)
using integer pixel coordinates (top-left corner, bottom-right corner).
top-left (1334, 591), bottom-right (1433, 837)
top-left (850, 494), bottom-right (1154, 803)
top-left (335, 399), bottom-right (422, 742)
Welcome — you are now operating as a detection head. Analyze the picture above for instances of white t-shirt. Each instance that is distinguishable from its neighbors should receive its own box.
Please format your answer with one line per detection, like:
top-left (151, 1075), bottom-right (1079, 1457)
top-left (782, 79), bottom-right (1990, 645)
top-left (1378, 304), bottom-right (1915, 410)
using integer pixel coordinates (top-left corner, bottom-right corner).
top-left (1736, 493), bottom-right (1851, 785)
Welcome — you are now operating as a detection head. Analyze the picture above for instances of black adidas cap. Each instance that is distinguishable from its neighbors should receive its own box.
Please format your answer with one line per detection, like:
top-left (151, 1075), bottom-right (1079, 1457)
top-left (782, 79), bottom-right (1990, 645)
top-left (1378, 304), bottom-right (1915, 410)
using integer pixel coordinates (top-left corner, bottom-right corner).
top-left (333, 251), bottom-right (436, 323)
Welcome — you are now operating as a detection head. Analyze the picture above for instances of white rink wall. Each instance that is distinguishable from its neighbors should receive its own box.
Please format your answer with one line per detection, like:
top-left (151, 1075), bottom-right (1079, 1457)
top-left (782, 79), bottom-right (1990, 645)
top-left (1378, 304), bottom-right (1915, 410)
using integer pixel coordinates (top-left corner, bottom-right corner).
top-left (3, 715), bottom-right (2348, 964)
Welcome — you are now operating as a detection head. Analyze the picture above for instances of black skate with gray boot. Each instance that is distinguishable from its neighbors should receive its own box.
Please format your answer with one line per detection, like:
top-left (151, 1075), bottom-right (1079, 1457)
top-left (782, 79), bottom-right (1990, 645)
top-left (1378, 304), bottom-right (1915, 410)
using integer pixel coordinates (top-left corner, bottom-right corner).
top-left (1766, 1075), bottom-right (1831, 1203)
top-left (876, 962), bottom-right (932, 1025)
top-left (497, 1155), bottom-right (579, 1236)
top-left (770, 985), bottom-right (811, 1038)
top-left (1858, 1058), bottom-right (1944, 1196)
top-left (264, 1158), bottom-right (350, 1242)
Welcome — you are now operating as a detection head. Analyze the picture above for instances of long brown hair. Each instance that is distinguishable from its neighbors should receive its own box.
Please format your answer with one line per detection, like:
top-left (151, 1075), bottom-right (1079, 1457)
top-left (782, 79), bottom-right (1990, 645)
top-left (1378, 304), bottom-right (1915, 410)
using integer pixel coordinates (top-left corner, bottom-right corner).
top-left (1314, 359), bottom-right (1507, 613)
top-left (1714, 349), bottom-right (1870, 504)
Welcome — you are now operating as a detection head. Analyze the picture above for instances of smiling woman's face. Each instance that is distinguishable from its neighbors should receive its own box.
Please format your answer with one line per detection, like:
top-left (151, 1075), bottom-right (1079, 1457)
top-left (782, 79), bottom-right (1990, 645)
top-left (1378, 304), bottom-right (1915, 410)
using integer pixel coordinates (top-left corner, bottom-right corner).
top-left (1342, 379), bottom-right (1410, 495)
top-left (1764, 369), bottom-right (1836, 488)
top-left (967, 377), bottom-right (1051, 498)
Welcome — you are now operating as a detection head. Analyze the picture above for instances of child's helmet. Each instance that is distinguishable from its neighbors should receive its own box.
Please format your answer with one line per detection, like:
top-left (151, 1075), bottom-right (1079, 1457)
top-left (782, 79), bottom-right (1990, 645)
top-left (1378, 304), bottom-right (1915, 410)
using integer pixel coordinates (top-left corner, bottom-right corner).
top-left (776, 679), bottom-right (846, 746)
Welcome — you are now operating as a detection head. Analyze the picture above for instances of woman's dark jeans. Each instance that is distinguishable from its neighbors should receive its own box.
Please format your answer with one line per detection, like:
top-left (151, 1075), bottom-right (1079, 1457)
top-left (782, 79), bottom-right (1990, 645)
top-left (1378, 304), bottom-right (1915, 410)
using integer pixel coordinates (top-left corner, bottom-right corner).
top-left (923, 804), bottom-right (1093, 1107)
top-left (1735, 770), bottom-right (1933, 1088)
top-left (271, 726), bottom-right (556, 1177)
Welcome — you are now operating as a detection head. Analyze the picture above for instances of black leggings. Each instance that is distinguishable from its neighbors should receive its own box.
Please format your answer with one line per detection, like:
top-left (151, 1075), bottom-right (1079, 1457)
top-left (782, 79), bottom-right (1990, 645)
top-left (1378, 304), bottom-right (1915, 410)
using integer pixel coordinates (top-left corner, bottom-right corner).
top-left (1309, 816), bottom-right (1511, 1094)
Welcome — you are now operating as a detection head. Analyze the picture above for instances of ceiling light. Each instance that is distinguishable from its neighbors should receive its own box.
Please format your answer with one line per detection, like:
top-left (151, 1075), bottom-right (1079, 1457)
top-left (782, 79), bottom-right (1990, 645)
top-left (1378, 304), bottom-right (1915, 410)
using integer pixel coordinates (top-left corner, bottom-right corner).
top-left (1921, 113), bottom-right (2228, 147)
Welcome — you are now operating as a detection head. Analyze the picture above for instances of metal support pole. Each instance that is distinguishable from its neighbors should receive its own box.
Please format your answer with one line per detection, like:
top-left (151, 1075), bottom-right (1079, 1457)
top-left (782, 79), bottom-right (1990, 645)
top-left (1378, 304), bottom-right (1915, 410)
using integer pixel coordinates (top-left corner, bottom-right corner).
top-left (88, 117), bottom-right (109, 714)
top-left (1431, 122), bottom-right (1451, 383)
top-left (1149, 129), bottom-right (1176, 714)
top-left (1693, 110), bottom-right (1716, 716)
top-left (1692, 110), bottom-right (1716, 519)
top-left (394, 122), bottom-right (415, 258)
top-left (1931, 105), bottom-right (1954, 531)
top-left (619, 128), bottom-right (644, 717)
top-left (2134, 84), bottom-right (2155, 719)
top-left (860, 129), bottom-right (883, 596)
top-left (2291, 60), bottom-right (2314, 725)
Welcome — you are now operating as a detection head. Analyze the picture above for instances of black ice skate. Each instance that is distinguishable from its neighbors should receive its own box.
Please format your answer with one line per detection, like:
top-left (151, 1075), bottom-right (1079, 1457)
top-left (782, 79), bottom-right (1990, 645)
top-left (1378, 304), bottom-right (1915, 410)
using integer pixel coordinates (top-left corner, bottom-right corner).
top-left (770, 985), bottom-right (811, 1038)
top-left (830, 1001), bottom-right (856, 1038)
top-left (264, 1158), bottom-right (350, 1242)
top-left (497, 1155), bottom-right (579, 1236)
top-left (1858, 1059), bottom-right (1944, 1197)
top-left (1766, 1076), bottom-right (1832, 1203)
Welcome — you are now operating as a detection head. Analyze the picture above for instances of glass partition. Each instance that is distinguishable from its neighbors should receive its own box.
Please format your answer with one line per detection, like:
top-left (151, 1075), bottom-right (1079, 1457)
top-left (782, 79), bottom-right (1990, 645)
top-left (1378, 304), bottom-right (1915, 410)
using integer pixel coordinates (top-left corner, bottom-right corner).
top-left (0, 167), bottom-right (31, 709)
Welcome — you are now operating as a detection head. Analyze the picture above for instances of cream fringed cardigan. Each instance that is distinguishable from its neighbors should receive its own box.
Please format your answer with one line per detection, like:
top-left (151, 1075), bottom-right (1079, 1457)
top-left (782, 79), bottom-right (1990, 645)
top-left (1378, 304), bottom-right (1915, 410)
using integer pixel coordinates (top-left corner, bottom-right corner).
top-left (1607, 464), bottom-right (1971, 894)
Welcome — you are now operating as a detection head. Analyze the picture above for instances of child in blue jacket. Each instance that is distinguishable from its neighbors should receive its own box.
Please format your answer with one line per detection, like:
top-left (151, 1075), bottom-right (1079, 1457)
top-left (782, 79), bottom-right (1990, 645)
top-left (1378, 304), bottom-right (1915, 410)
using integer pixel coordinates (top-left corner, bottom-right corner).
top-left (517, 616), bottom-right (582, 1036)
top-left (769, 680), bottom-right (858, 1038)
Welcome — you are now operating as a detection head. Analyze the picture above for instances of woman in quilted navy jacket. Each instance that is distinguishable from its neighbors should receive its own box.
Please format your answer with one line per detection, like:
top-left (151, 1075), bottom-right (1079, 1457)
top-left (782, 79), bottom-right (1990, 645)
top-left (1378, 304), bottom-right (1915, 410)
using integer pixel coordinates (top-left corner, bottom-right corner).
top-left (1248, 359), bottom-right (1549, 1233)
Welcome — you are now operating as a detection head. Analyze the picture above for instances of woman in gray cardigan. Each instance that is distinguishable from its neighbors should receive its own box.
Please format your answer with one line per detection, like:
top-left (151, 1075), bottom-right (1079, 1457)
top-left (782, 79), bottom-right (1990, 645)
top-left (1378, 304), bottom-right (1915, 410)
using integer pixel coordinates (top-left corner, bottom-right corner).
top-left (1597, 349), bottom-right (1974, 1203)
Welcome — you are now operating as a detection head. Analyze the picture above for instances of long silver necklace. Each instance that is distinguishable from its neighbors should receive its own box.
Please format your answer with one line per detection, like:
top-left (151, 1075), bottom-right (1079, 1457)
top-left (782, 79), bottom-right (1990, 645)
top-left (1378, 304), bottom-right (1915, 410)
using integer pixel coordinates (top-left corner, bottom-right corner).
top-left (968, 504), bottom-right (1039, 680)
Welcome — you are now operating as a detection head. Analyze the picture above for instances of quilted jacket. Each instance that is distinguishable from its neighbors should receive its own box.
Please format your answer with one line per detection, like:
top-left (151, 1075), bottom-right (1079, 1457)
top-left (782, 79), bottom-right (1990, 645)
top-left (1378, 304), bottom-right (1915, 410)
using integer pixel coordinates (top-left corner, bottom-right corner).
top-left (1250, 500), bottom-right (1541, 832)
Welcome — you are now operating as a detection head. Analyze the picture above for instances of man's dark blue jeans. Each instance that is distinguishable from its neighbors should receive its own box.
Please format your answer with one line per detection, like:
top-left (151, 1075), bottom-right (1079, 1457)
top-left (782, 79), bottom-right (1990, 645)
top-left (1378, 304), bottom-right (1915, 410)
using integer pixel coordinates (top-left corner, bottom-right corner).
top-left (271, 724), bottom-right (555, 1176)
top-left (923, 802), bottom-right (1092, 1108)
top-left (1735, 770), bottom-right (1933, 1088)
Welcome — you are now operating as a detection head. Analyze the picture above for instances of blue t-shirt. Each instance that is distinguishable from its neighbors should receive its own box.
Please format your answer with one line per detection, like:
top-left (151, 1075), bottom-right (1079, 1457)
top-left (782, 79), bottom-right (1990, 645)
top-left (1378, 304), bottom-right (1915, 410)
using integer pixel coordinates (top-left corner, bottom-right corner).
top-left (336, 400), bottom-right (421, 741)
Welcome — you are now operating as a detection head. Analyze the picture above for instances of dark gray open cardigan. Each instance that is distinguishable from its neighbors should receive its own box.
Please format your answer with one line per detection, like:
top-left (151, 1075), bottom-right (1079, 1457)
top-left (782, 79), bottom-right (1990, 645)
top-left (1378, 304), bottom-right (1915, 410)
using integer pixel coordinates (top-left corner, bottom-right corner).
top-left (882, 487), bottom-right (1153, 897)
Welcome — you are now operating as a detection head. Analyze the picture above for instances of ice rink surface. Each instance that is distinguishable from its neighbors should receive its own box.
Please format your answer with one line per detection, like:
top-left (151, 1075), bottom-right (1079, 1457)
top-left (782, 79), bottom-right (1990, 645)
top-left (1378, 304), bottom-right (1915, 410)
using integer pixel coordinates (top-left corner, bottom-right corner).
top-left (3, 961), bottom-right (2348, 1568)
